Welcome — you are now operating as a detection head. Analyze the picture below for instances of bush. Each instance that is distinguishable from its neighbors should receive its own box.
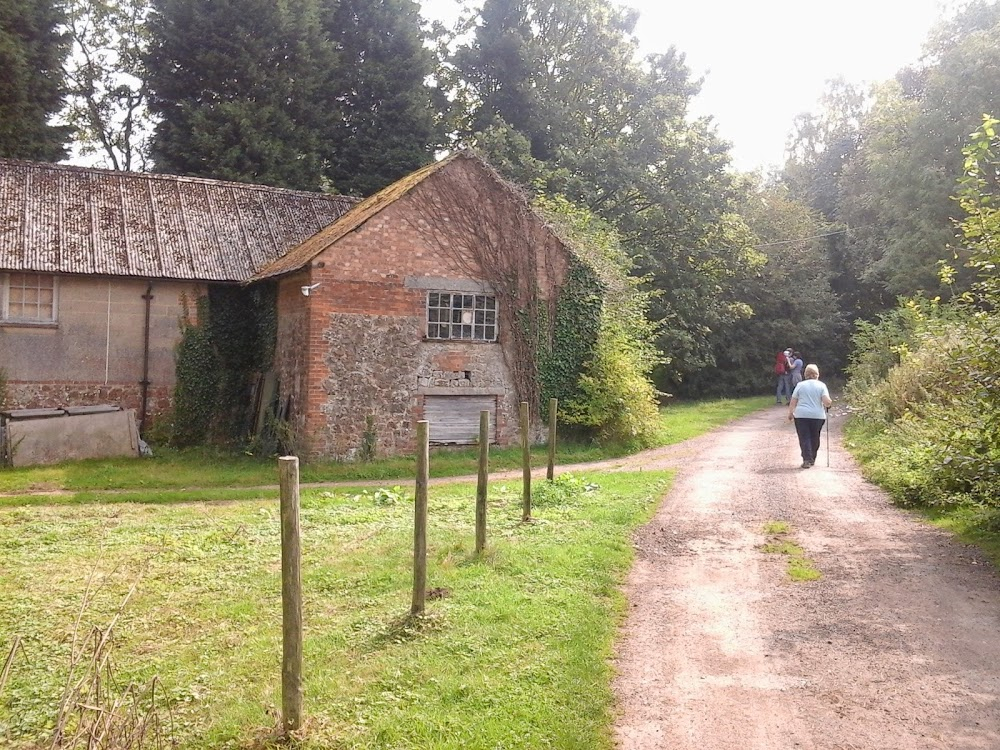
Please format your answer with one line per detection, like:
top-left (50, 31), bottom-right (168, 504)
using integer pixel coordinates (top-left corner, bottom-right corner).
top-left (561, 318), bottom-right (662, 449)
top-left (844, 118), bottom-right (1000, 511)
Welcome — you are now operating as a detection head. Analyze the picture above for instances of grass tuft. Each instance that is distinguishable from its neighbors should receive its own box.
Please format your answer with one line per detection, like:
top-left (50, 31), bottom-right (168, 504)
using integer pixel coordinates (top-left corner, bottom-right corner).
top-left (760, 520), bottom-right (822, 582)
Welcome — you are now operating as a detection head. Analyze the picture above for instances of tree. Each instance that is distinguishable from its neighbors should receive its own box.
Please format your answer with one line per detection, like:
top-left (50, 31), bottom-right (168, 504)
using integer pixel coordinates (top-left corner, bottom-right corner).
top-left (62, 0), bottom-right (152, 171)
top-left (448, 0), bottom-right (756, 389)
top-left (828, 2), bottom-right (1000, 301)
top-left (321, 0), bottom-right (439, 196)
top-left (678, 178), bottom-right (843, 397)
top-left (145, 0), bottom-right (334, 189)
top-left (0, 0), bottom-right (71, 160)
top-left (450, 0), bottom-right (547, 158)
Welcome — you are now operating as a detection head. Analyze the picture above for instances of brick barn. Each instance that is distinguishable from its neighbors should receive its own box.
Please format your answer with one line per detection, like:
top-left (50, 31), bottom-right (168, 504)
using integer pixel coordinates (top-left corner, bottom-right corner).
top-left (253, 151), bottom-right (573, 458)
top-left (1, 152), bottom-right (575, 459)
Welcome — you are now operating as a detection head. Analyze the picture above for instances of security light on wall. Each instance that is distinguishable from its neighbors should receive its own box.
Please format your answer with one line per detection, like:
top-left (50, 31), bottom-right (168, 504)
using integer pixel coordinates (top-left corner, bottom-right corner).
top-left (301, 283), bottom-right (321, 297)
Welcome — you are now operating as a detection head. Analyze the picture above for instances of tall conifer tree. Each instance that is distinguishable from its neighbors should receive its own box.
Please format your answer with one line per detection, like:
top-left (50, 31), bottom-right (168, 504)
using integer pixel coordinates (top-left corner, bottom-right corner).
top-left (0, 0), bottom-right (70, 160)
top-left (321, 0), bottom-right (438, 196)
top-left (145, 0), bottom-right (334, 189)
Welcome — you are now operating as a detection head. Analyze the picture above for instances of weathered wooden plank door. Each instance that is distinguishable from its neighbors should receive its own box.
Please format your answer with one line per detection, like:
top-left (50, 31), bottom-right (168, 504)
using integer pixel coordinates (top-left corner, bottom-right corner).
top-left (423, 395), bottom-right (498, 445)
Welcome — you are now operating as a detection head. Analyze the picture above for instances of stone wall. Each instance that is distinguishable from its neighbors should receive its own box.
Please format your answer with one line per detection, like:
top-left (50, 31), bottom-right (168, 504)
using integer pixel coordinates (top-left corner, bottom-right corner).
top-left (5, 382), bottom-right (171, 418)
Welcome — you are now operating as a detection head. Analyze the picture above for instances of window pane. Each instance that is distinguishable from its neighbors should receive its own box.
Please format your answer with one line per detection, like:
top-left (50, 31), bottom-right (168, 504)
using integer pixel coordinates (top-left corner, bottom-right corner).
top-left (426, 291), bottom-right (498, 342)
top-left (4, 273), bottom-right (55, 322)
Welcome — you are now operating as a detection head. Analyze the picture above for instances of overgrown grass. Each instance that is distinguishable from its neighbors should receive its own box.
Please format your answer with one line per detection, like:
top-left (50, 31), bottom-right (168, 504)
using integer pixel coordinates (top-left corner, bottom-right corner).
top-left (0, 471), bottom-right (670, 749)
top-left (845, 417), bottom-right (1000, 569)
top-left (0, 396), bottom-right (769, 495)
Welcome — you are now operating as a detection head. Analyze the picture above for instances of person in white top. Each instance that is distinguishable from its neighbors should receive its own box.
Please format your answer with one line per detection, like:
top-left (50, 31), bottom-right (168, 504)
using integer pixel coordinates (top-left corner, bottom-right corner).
top-left (787, 363), bottom-right (833, 468)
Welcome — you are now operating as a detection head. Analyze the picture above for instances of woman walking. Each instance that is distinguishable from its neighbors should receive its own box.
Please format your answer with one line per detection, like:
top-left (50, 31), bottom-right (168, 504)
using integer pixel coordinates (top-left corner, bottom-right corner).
top-left (787, 364), bottom-right (832, 468)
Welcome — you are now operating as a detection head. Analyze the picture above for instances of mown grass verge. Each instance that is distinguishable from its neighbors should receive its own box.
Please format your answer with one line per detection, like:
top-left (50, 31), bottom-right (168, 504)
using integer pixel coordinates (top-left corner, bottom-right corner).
top-left (0, 471), bottom-right (670, 749)
top-left (0, 396), bottom-right (770, 496)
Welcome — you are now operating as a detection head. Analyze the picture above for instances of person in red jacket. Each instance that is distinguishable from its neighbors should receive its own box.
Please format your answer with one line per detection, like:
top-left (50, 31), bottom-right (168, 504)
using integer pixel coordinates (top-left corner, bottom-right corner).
top-left (774, 349), bottom-right (793, 404)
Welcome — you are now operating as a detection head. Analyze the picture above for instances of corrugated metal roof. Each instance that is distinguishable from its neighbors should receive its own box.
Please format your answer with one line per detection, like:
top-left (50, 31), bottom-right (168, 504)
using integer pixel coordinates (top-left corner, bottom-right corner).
top-left (251, 153), bottom-right (462, 281)
top-left (0, 159), bottom-right (358, 282)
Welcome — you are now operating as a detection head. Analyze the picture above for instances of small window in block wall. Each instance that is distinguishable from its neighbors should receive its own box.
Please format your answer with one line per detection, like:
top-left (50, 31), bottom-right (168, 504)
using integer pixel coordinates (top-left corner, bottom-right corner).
top-left (426, 292), bottom-right (497, 341)
top-left (1, 273), bottom-right (58, 324)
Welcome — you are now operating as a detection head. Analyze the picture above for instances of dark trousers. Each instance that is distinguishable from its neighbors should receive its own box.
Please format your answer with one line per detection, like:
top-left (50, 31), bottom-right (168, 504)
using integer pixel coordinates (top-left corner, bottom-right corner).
top-left (794, 418), bottom-right (825, 463)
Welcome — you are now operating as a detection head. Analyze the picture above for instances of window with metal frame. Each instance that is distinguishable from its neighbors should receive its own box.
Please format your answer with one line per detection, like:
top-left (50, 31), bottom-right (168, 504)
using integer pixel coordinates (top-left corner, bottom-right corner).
top-left (426, 291), bottom-right (497, 341)
top-left (1, 273), bottom-right (58, 324)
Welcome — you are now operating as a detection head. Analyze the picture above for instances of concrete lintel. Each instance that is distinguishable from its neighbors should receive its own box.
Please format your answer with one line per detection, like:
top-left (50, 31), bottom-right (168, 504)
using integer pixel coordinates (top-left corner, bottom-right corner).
top-left (404, 276), bottom-right (493, 293)
top-left (417, 386), bottom-right (504, 396)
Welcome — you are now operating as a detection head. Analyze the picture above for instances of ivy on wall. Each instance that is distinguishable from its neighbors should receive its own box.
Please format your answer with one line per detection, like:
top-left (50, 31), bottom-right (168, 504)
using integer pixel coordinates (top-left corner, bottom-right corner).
top-left (536, 195), bottom-right (663, 447)
top-left (172, 296), bottom-right (220, 446)
top-left (171, 284), bottom-right (278, 447)
top-left (536, 255), bottom-right (603, 418)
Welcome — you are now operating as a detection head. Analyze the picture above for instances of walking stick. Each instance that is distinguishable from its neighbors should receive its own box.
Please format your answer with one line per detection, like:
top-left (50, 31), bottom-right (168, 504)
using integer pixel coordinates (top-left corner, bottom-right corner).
top-left (826, 407), bottom-right (831, 468)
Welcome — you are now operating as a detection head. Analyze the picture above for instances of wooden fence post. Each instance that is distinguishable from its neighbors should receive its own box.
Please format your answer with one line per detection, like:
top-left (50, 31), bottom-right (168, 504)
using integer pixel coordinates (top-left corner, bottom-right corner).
top-left (520, 401), bottom-right (531, 521)
top-left (476, 410), bottom-right (489, 553)
top-left (412, 421), bottom-right (429, 615)
top-left (547, 398), bottom-right (558, 481)
top-left (278, 456), bottom-right (303, 734)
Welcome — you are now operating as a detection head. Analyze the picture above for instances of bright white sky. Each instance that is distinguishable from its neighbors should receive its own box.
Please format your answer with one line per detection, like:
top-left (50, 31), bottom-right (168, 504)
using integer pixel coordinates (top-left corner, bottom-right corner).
top-left (421, 0), bottom-right (957, 171)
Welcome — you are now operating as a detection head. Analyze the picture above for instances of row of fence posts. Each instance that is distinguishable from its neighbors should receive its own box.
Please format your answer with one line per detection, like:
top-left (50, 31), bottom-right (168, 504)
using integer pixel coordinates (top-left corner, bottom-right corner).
top-left (276, 398), bottom-right (558, 735)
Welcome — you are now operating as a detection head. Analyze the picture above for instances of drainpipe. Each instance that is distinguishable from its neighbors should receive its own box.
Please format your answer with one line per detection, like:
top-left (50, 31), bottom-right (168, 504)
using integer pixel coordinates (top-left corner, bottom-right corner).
top-left (139, 281), bottom-right (153, 433)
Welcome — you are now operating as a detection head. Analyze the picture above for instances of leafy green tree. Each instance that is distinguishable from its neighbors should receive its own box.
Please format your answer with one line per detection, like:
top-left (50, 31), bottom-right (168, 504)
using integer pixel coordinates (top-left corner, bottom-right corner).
top-left (677, 179), bottom-right (843, 396)
top-left (0, 0), bottom-right (71, 160)
top-left (782, 79), bottom-right (892, 326)
top-left (321, 0), bottom-right (439, 196)
top-left (145, 0), bottom-right (334, 189)
top-left (835, 2), bottom-right (1000, 300)
top-left (449, 0), bottom-right (756, 390)
top-left (63, 0), bottom-right (152, 170)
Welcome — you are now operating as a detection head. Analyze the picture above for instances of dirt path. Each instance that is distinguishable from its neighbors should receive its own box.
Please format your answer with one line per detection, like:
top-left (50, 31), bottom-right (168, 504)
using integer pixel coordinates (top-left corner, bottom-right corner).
top-left (611, 405), bottom-right (1000, 749)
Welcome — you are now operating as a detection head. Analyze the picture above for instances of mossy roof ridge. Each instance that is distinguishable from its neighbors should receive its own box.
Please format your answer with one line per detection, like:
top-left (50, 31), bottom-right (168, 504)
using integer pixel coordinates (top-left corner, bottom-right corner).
top-left (250, 153), bottom-right (462, 282)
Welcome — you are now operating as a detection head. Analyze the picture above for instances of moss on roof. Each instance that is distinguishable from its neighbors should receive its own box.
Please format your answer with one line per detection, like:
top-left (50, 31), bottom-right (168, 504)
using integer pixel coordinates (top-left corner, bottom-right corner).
top-left (251, 153), bottom-right (462, 282)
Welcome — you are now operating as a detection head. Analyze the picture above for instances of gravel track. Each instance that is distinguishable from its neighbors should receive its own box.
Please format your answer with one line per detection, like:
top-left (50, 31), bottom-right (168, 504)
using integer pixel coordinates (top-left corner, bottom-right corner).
top-left (611, 406), bottom-right (1000, 750)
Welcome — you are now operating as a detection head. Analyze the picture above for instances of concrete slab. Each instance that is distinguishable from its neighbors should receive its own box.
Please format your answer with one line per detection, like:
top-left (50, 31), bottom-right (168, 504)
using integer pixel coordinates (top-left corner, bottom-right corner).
top-left (4, 409), bottom-right (139, 466)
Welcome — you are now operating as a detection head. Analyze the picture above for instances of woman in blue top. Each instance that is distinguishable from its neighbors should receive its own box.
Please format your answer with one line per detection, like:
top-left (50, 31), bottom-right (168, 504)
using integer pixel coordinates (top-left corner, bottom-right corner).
top-left (789, 351), bottom-right (805, 387)
top-left (787, 363), bottom-right (832, 468)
